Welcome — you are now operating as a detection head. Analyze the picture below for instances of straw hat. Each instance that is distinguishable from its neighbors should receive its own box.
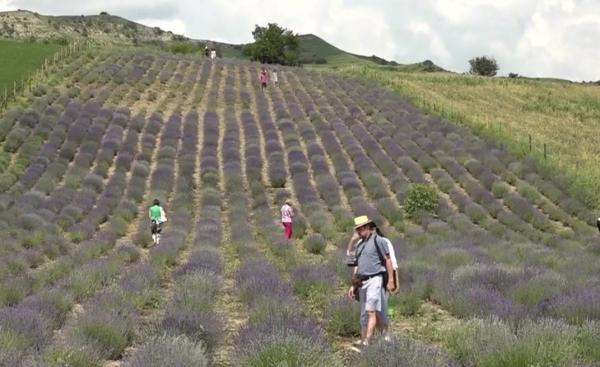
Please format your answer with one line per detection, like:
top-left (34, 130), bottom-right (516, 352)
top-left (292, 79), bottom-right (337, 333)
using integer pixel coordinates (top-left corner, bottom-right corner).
top-left (353, 215), bottom-right (374, 229)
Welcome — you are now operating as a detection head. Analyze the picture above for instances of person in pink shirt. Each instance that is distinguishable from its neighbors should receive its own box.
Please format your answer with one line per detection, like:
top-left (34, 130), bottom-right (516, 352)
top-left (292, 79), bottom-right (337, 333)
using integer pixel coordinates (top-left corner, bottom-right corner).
top-left (281, 199), bottom-right (294, 239)
top-left (259, 67), bottom-right (269, 91)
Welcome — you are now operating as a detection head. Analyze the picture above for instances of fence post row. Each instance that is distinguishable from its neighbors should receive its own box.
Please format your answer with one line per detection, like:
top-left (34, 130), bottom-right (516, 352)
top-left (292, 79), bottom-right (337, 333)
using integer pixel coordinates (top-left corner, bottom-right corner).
top-left (1, 39), bottom-right (88, 112)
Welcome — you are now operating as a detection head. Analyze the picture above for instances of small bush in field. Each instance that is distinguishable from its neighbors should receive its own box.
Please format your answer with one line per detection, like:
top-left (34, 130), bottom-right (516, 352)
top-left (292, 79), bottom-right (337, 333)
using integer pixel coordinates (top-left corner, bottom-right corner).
top-left (332, 206), bottom-right (354, 232)
top-left (308, 210), bottom-right (336, 239)
top-left (109, 216), bottom-right (129, 237)
top-left (444, 318), bottom-right (579, 367)
top-left (360, 335), bottom-right (456, 367)
top-left (123, 334), bottom-right (209, 367)
top-left (292, 214), bottom-right (308, 239)
top-left (325, 296), bottom-right (360, 337)
top-left (304, 233), bottom-right (326, 254)
top-left (42, 346), bottom-right (102, 367)
top-left (396, 290), bottom-right (423, 317)
top-left (69, 293), bottom-right (138, 360)
top-left (291, 264), bottom-right (336, 306)
top-left (577, 321), bottom-right (600, 362)
top-left (237, 332), bottom-right (342, 367)
top-left (491, 181), bottom-right (510, 198)
top-left (404, 184), bottom-right (438, 218)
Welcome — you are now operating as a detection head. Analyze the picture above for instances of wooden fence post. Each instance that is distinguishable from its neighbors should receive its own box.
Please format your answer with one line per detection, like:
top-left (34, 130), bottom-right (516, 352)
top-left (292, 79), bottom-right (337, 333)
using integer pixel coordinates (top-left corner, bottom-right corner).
top-left (544, 144), bottom-right (547, 160)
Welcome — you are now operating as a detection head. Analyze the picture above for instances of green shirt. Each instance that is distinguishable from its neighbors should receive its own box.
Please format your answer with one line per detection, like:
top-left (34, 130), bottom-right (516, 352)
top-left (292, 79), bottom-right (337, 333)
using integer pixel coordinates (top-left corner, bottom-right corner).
top-left (149, 205), bottom-right (162, 220)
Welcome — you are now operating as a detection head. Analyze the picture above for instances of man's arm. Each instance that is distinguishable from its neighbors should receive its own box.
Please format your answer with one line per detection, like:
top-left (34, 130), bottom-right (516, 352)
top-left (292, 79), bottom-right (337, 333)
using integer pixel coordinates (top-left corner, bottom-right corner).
top-left (346, 232), bottom-right (360, 256)
top-left (384, 257), bottom-right (395, 292)
top-left (347, 265), bottom-right (359, 298)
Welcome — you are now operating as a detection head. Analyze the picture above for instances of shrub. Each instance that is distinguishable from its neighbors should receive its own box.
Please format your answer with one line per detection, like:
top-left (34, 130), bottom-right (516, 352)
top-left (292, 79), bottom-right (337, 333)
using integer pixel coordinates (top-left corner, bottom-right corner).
top-left (469, 55), bottom-right (499, 76)
top-left (444, 318), bottom-right (578, 367)
top-left (578, 321), bottom-right (600, 362)
top-left (332, 206), bottom-right (354, 232)
top-left (237, 333), bottom-right (342, 367)
top-left (465, 203), bottom-right (488, 224)
top-left (116, 242), bottom-right (141, 264)
top-left (325, 296), bottom-right (360, 337)
top-left (395, 289), bottom-right (423, 317)
top-left (123, 334), bottom-right (209, 367)
top-left (404, 184), bottom-right (439, 217)
top-left (304, 233), bottom-right (326, 254)
top-left (292, 214), bottom-right (308, 239)
top-left (360, 336), bottom-right (456, 367)
top-left (42, 347), bottom-right (102, 367)
top-left (291, 264), bottom-right (336, 306)
top-left (307, 210), bottom-right (336, 239)
top-left (491, 181), bottom-right (510, 198)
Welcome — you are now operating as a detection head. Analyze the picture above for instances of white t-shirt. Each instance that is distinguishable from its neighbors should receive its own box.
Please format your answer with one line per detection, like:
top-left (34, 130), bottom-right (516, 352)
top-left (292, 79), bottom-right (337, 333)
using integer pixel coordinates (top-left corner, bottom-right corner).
top-left (380, 237), bottom-right (398, 270)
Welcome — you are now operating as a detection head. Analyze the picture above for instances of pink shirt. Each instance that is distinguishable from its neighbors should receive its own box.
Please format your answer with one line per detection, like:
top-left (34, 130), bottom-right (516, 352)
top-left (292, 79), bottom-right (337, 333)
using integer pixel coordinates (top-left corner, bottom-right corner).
top-left (259, 71), bottom-right (269, 83)
top-left (281, 204), bottom-right (294, 223)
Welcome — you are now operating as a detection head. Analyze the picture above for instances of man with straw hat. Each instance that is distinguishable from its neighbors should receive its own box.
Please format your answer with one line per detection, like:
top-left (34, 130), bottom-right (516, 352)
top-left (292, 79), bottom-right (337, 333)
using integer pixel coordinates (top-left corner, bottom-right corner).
top-left (280, 199), bottom-right (294, 240)
top-left (347, 215), bottom-right (395, 349)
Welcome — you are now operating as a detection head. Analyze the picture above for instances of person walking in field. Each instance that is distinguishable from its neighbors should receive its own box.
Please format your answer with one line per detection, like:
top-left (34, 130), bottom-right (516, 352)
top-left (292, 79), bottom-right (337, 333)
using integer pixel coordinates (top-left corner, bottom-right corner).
top-left (149, 198), bottom-right (167, 246)
top-left (272, 69), bottom-right (279, 86)
top-left (346, 215), bottom-right (395, 349)
top-left (259, 67), bottom-right (269, 91)
top-left (281, 199), bottom-right (294, 240)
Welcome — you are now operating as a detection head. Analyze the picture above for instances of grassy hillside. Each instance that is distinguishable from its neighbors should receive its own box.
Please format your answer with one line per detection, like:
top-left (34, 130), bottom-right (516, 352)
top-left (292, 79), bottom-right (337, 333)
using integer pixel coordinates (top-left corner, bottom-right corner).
top-left (0, 39), bottom-right (60, 93)
top-left (0, 9), bottom-right (180, 44)
top-left (0, 49), bottom-right (599, 366)
top-left (337, 65), bottom-right (600, 208)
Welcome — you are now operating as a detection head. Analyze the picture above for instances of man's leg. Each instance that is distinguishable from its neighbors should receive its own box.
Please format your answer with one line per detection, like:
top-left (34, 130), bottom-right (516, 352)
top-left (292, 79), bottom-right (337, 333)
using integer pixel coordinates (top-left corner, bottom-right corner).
top-left (363, 276), bottom-right (383, 345)
top-left (359, 284), bottom-right (368, 344)
top-left (377, 291), bottom-right (391, 339)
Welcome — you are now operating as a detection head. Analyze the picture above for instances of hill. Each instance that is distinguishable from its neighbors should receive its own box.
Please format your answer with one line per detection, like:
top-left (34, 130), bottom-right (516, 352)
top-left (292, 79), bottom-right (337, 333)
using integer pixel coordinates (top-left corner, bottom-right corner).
top-left (0, 9), bottom-right (181, 43)
top-left (0, 48), bottom-right (598, 366)
top-left (219, 33), bottom-right (445, 69)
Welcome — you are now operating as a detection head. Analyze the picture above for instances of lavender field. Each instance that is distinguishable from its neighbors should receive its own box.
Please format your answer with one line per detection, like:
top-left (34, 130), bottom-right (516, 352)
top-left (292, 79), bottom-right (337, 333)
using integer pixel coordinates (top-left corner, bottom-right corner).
top-left (0, 49), bottom-right (599, 367)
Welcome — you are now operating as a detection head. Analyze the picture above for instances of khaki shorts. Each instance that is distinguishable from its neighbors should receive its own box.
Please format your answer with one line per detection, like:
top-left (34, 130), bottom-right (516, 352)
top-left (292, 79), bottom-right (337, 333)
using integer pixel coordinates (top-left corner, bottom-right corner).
top-left (359, 275), bottom-right (385, 326)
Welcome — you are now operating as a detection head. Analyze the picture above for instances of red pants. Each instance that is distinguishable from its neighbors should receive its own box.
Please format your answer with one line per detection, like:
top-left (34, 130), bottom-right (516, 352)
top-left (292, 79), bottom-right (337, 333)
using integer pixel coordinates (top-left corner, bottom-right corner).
top-left (282, 222), bottom-right (293, 239)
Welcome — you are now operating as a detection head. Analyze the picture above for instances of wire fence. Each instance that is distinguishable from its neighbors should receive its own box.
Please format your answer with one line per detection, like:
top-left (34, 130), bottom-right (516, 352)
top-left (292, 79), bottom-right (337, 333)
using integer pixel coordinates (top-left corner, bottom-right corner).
top-left (0, 40), bottom-right (91, 111)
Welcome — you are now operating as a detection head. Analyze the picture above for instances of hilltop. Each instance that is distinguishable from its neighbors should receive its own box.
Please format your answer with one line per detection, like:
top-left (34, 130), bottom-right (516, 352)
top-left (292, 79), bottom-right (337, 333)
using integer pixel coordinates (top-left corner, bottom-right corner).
top-left (219, 33), bottom-right (446, 69)
top-left (0, 9), bottom-right (180, 44)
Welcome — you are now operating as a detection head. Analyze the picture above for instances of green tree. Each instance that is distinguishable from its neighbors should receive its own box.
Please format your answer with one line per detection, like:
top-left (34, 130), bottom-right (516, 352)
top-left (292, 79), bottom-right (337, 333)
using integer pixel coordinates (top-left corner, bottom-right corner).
top-left (469, 56), bottom-right (499, 76)
top-left (243, 23), bottom-right (300, 65)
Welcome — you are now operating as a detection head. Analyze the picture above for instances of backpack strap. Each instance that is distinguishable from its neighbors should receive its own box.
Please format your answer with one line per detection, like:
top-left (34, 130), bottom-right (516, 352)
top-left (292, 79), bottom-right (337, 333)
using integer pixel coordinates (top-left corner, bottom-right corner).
top-left (373, 235), bottom-right (387, 265)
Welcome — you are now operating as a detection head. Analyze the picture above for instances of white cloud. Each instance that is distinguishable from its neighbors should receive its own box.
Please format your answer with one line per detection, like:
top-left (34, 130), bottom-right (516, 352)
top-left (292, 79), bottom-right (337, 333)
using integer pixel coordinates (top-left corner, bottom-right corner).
top-left (136, 18), bottom-right (187, 36)
top-left (0, 0), bottom-right (598, 81)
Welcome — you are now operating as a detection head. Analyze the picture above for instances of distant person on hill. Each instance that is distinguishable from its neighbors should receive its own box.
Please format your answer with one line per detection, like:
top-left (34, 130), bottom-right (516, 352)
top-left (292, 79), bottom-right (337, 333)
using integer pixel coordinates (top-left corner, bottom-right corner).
top-left (281, 199), bottom-right (294, 240)
top-left (346, 215), bottom-right (395, 349)
top-left (149, 199), bottom-right (167, 245)
top-left (210, 49), bottom-right (217, 61)
top-left (204, 46), bottom-right (209, 57)
top-left (272, 69), bottom-right (279, 86)
top-left (259, 67), bottom-right (269, 91)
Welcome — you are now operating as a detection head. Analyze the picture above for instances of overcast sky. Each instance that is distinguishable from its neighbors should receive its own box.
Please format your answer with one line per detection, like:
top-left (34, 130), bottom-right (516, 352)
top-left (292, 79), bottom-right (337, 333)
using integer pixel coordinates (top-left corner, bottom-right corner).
top-left (1, 0), bottom-right (599, 81)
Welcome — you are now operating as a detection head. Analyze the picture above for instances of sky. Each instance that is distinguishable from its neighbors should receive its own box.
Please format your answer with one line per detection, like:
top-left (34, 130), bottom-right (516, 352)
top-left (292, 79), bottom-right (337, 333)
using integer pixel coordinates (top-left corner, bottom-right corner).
top-left (1, 0), bottom-right (599, 81)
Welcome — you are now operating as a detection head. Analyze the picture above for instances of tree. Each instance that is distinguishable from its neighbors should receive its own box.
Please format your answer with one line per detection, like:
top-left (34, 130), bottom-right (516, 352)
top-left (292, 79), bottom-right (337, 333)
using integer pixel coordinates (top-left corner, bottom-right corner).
top-left (243, 23), bottom-right (300, 66)
top-left (469, 56), bottom-right (499, 76)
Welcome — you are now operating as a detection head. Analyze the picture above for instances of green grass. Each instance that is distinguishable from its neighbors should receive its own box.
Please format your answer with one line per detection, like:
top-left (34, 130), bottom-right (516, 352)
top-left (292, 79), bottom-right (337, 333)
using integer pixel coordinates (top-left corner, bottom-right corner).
top-left (336, 65), bottom-right (600, 208)
top-left (0, 40), bottom-right (61, 94)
